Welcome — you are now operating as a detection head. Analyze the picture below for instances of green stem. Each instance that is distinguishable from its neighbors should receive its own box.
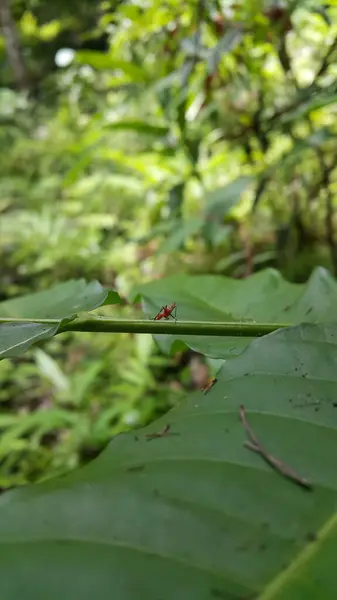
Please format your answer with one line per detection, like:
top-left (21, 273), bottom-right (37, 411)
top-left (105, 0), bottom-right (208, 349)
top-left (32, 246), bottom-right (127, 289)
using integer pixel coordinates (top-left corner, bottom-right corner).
top-left (0, 316), bottom-right (290, 337)
top-left (59, 318), bottom-right (288, 337)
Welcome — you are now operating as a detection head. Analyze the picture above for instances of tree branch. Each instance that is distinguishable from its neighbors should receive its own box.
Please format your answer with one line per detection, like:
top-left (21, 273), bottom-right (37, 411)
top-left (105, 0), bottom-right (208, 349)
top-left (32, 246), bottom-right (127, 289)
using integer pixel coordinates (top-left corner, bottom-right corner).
top-left (0, 0), bottom-right (29, 90)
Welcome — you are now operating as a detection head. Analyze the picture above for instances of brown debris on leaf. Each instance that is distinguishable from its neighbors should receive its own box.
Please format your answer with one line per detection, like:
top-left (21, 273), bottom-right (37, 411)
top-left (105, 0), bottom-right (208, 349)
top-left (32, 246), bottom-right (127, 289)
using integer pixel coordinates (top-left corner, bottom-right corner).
top-left (239, 405), bottom-right (312, 490)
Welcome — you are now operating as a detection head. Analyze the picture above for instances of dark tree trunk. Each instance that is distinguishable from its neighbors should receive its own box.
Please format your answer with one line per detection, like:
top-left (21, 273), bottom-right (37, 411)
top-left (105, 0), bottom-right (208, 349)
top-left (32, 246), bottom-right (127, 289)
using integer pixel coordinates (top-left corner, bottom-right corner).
top-left (0, 0), bottom-right (29, 90)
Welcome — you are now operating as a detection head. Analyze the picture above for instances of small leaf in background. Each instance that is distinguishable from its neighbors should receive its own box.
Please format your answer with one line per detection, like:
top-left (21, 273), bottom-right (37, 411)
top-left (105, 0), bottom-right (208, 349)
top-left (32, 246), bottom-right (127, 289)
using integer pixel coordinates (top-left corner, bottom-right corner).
top-left (311, 6), bottom-right (331, 25)
top-left (69, 361), bottom-right (104, 407)
top-left (153, 68), bottom-right (182, 94)
top-left (75, 51), bottom-right (148, 81)
top-left (104, 120), bottom-right (169, 137)
top-left (280, 92), bottom-right (337, 125)
top-left (38, 20), bottom-right (61, 41)
top-left (1, 322), bottom-right (337, 599)
top-left (205, 176), bottom-right (254, 219)
top-left (167, 182), bottom-right (185, 219)
top-left (184, 136), bottom-right (201, 166)
top-left (63, 154), bottom-right (93, 187)
top-left (176, 60), bottom-right (195, 135)
top-left (277, 128), bottom-right (335, 170)
top-left (180, 34), bottom-right (208, 59)
top-left (207, 29), bottom-right (244, 74)
top-left (34, 349), bottom-right (69, 393)
top-left (202, 222), bottom-right (232, 247)
top-left (157, 218), bottom-right (204, 255)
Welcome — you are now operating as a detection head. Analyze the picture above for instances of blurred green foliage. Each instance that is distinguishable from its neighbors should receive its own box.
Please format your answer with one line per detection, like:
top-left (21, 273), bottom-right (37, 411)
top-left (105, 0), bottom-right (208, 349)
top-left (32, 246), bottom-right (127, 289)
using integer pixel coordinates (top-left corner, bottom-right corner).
top-left (1, 0), bottom-right (337, 488)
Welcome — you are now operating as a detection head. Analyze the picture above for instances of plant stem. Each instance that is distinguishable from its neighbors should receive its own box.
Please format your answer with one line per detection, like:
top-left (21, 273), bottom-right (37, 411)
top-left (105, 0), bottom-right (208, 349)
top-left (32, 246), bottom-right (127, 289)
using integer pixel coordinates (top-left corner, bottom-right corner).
top-left (0, 317), bottom-right (290, 337)
top-left (59, 317), bottom-right (287, 337)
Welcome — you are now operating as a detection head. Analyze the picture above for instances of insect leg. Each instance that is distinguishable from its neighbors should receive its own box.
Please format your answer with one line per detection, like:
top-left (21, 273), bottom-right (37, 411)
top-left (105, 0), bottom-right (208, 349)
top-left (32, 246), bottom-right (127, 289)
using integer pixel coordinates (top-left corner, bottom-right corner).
top-left (153, 306), bottom-right (165, 320)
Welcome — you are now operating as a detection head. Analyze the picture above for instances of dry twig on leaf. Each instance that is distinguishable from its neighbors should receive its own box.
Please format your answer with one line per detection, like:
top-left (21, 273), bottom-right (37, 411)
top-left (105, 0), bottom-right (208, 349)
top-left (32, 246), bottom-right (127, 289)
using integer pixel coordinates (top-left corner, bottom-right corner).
top-left (239, 405), bottom-right (312, 490)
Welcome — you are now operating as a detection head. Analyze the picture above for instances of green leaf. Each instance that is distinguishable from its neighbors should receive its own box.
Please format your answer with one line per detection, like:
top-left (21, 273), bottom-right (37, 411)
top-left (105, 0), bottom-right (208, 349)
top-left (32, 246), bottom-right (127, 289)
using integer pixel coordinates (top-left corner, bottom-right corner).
top-left (135, 267), bottom-right (337, 357)
top-left (184, 136), bottom-right (201, 167)
top-left (280, 93), bottom-right (337, 125)
top-left (205, 176), bottom-right (254, 219)
top-left (0, 280), bottom-right (121, 359)
top-left (278, 129), bottom-right (336, 169)
top-left (202, 222), bottom-right (232, 247)
top-left (1, 322), bottom-right (337, 598)
top-left (157, 218), bottom-right (204, 254)
top-left (101, 290), bottom-right (124, 306)
top-left (34, 349), bottom-right (69, 392)
top-left (104, 120), bottom-right (169, 136)
top-left (311, 6), bottom-right (331, 25)
top-left (0, 323), bottom-right (59, 360)
top-left (207, 29), bottom-right (244, 74)
top-left (0, 280), bottom-right (113, 318)
top-left (75, 51), bottom-right (148, 82)
top-left (153, 69), bottom-right (183, 93)
top-left (181, 34), bottom-right (208, 59)
top-left (168, 183), bottom-right (185, 218)
top-left (63, 154), bottom-right (93, 187)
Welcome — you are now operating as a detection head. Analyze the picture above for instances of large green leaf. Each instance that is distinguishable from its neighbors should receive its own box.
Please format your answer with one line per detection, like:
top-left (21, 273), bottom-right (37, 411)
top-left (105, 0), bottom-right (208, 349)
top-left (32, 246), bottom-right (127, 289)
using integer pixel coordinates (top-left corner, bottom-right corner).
top-left (134, 267), bottom-right (337, 357)
top-left (0, 280), bottom-right (121, 359)
top-left (0, 322), bottom-right (337, 599)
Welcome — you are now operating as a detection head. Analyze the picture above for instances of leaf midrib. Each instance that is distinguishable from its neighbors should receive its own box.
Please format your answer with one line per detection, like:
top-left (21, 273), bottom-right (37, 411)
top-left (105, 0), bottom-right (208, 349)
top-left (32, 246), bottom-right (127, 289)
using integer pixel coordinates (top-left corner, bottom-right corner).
top-left (259, 510), bottom-right (337, 599)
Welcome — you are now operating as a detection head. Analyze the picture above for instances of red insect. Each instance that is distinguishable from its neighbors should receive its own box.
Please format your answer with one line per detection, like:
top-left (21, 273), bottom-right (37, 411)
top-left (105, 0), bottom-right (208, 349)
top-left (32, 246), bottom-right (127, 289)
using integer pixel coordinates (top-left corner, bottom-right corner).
top-left (153, 302), bottom-right (177, 322)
